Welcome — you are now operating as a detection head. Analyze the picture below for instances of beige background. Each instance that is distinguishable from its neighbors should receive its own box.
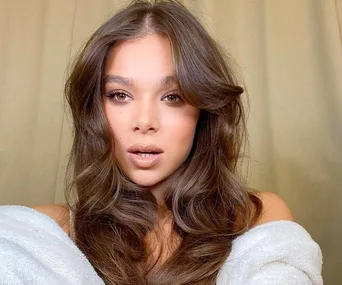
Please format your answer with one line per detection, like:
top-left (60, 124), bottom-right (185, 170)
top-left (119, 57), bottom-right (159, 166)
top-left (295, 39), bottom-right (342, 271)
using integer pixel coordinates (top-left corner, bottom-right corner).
top-left (0, 0), bottom-right (341, 283)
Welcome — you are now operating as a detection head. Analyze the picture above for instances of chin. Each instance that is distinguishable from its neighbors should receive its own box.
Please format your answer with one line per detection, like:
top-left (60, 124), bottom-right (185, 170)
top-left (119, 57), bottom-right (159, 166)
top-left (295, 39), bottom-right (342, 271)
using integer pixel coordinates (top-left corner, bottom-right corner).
top-left (129, 175), bottom-right (162, 187)
top-left (134, 180), bottom-right (158, 187)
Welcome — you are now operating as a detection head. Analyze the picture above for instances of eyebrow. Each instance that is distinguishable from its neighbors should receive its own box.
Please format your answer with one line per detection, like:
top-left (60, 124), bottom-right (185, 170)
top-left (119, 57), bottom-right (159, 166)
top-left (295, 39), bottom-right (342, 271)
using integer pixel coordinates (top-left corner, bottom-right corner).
top-left (103, 75), bottom-right (176, 87)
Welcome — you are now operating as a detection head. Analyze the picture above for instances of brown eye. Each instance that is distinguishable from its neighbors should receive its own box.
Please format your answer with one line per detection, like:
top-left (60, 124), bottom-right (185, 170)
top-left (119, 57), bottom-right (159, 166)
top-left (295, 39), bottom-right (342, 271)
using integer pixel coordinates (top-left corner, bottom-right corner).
top-left (163, 94), bottom-right (182, 103)
top-left (106, 91), bottom-right (131, 102)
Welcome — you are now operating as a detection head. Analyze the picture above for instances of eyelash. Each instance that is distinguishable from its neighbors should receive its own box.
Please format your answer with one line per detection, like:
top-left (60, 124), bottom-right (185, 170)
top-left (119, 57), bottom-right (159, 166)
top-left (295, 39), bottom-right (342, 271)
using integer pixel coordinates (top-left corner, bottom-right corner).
top-left (106, 91), bottom-right (130, 102)
top-left (105, 91), bottom-right (183, 103)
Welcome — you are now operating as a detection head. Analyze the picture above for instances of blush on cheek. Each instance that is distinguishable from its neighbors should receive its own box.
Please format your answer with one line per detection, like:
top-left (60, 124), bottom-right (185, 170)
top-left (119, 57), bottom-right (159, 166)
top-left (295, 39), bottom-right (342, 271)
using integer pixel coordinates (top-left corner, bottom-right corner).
top-left (180, 132), bottom-right (197, 164)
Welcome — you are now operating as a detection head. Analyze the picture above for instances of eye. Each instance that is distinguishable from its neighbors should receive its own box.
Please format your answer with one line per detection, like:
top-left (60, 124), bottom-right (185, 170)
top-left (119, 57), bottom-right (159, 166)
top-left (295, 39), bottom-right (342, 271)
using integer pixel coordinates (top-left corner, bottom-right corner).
top-left (162, 93), bottom-right (182, 103)
top-left (106, 91), bottom-right (131, 102)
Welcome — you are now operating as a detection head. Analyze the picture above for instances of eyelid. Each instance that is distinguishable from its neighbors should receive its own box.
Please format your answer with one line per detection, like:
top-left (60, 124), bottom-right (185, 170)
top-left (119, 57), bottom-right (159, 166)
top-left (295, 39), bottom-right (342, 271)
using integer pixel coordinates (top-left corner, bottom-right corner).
top-left (105, 90), bottom-right (132, 101)
top-left (161, 90), bottom-right (183, 101)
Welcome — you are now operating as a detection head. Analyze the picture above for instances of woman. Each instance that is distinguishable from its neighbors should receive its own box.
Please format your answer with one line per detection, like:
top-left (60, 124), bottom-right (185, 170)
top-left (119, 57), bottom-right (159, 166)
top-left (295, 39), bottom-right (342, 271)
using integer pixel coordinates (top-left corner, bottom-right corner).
top-left (0, 1), bottom-right (322, 284)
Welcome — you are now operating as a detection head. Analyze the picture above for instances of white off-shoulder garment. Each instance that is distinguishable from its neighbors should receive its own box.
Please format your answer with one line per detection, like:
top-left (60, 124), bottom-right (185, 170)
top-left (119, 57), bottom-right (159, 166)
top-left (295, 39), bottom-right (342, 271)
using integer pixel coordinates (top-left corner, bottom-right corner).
top-left (0, 205), bottom-right (323, 284)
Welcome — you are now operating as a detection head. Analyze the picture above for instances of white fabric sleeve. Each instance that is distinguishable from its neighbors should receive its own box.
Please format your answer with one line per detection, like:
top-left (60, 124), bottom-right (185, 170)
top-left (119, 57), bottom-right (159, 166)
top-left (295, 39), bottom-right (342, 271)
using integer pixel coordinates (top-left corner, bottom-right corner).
top-left (247, 261), bottom-right (314, 284)
top-left (217, 220), bottom-right (323, 285)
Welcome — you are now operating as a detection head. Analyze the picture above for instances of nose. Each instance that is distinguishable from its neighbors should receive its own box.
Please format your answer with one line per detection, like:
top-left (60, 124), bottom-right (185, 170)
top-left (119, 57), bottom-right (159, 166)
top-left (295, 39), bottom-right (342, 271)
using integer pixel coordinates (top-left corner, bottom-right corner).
top-left (132, 100), bottom-right (159, 134)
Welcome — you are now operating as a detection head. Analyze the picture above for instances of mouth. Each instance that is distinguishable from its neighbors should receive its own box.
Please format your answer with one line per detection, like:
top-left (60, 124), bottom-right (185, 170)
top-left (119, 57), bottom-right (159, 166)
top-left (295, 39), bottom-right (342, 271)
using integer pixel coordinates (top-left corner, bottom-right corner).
top-left (128, 152), bottom-right (163, 168)
top-left (127, 144), bottom-right (164, 168)
top-left (131, 152), bottom-right (160, 157)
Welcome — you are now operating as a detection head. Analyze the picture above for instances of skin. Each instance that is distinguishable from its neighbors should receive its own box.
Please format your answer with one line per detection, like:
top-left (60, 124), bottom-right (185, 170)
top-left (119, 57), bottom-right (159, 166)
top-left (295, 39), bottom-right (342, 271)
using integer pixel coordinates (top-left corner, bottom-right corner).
top-left (102, 34), bottom-right (200, 205)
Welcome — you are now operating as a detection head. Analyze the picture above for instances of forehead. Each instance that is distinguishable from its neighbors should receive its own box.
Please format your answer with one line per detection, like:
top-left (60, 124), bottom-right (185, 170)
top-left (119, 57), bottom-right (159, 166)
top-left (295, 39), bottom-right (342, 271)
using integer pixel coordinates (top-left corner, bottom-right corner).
top-left (104, 34), bottom-right (174, 83)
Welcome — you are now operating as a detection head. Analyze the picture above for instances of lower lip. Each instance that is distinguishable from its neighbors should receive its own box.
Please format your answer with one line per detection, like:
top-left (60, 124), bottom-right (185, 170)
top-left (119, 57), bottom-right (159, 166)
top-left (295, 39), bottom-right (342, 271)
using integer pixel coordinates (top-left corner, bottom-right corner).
top-left (128, 152), bottom-right (162, 168)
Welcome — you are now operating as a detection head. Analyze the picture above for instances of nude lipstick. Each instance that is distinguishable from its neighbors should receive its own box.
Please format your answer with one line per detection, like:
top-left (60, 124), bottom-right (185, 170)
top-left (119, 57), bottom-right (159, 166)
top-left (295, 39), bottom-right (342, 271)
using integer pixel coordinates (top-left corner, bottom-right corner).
top-left (127, 144), bottom-right (163, 168)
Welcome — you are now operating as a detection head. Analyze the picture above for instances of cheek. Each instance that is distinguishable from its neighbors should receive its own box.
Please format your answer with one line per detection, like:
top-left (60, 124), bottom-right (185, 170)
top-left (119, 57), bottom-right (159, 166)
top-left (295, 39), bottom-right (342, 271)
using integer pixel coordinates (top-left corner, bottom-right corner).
top-left (104, 105), bottom-right (127, 151)
top-left (165, 112), bottom-right (198, 151)
top-left (105, 103), bottom-right (125, 134)
top-left (180, 111), bottom-right (199, 153)
top-left (179, 121), bottom-right (197, 142)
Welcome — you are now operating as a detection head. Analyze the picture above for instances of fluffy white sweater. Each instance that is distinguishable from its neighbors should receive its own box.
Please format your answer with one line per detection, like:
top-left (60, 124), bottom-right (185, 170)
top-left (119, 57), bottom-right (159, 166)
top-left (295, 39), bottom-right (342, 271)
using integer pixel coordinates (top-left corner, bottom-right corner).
top-left (0, 205), bottom-right (323, 284)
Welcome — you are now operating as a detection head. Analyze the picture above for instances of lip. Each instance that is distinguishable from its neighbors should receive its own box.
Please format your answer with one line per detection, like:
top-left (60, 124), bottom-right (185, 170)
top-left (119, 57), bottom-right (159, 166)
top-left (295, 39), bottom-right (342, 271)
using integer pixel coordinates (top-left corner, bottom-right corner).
top-left (127, 144), bottom-right (164, 169)
top-left (127, 143), bottom-right (164, 154)
top-left (128, 152), bottom-right (162, 168)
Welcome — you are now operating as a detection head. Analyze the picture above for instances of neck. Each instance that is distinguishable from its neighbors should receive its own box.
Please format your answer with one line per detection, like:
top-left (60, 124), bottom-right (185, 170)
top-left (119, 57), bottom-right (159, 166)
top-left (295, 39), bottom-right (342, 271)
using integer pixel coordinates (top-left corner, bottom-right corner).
top-left (149, 179), bottom-right (169, 210)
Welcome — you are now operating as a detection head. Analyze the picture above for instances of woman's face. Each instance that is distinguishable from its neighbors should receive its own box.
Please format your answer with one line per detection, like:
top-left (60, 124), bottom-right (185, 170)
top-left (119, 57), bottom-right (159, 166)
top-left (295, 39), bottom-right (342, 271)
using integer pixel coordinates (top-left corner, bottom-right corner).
top-left (103, 34), bottom-right (200, 187)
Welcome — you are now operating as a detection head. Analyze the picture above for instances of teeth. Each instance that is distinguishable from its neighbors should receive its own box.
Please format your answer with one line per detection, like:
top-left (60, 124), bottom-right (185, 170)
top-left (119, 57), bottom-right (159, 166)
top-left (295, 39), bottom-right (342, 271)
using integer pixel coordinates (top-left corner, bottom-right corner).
top-left (137, 153), bottom-right (154, 157)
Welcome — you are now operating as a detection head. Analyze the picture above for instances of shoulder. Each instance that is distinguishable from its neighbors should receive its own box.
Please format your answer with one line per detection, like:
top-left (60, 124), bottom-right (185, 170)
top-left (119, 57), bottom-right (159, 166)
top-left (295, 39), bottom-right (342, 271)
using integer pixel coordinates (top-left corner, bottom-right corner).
top-left (253, 191), bottom-right (295, 227)
top-left (31, 204), bottom-right (70, 236)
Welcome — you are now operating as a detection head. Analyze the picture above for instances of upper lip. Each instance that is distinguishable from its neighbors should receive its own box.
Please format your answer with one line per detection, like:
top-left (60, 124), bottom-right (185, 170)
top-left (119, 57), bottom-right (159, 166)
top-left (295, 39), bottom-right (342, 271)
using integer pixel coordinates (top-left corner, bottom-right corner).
top-left (127, 144), bottom-right (164, 154)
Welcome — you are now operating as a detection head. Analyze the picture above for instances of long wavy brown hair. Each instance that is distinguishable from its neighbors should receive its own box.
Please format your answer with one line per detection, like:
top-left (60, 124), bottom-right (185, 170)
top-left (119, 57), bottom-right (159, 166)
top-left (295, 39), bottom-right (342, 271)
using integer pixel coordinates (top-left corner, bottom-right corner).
top-left (64, 0), bottom-right (263, 284)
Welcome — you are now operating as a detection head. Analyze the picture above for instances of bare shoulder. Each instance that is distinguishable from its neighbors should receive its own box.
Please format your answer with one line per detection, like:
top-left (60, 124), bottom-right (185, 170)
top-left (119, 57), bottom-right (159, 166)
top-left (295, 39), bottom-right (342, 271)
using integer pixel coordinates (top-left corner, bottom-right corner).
top-left (253, 191), bottom-right (295, 226)
top-left (31, 204), bottom-right (70, 236)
